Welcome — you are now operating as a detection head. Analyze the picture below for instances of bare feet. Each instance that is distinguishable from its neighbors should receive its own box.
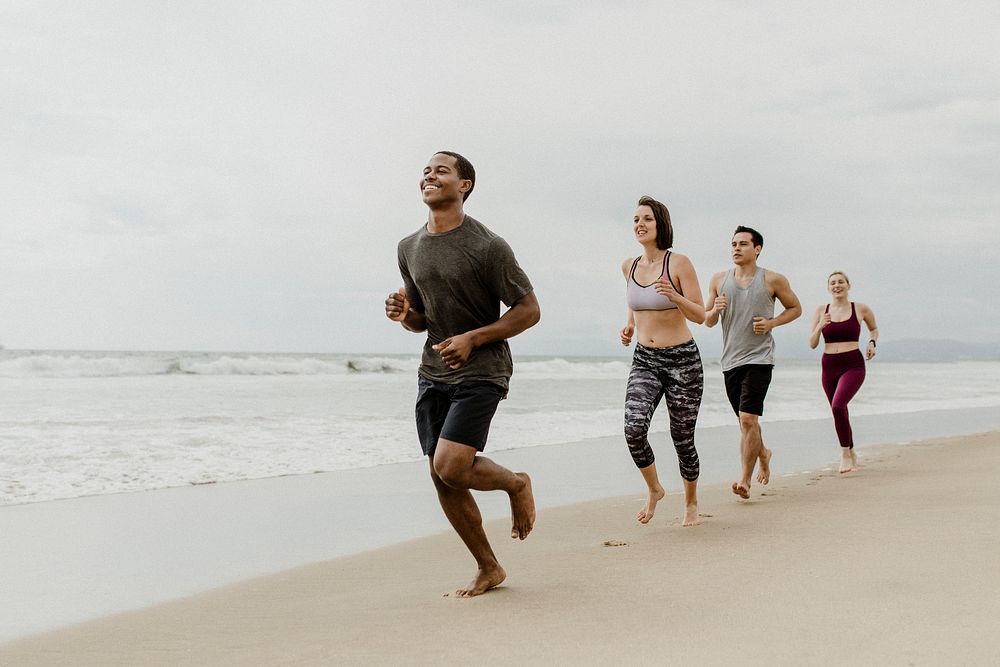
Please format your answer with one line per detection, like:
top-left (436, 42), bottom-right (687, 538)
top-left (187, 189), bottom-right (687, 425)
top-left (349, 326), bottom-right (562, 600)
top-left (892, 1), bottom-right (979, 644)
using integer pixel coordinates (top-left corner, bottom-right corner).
top-left (851, 449), bottom-right (858, 469)
top-left (509, 473), bottom-right (535, 540)
top-left (731, 481), bottom-right (750, 499)
top-left (756, 447), bottom-right (772, 485)
top-left (682, 502), bottom-right (700, 526)
top-left (839, 448), bottom-right (856, 473)
top-left (637, 486), bottom-right (666, 524)
top-left (455, 564), bottom-right (506, 598)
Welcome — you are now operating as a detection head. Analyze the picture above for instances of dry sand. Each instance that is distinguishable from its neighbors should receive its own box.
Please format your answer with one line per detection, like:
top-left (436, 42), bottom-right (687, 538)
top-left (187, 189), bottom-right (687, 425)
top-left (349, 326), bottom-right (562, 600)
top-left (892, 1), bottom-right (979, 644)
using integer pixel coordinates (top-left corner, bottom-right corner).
top-left (4, 432), bottom-right (999, 666)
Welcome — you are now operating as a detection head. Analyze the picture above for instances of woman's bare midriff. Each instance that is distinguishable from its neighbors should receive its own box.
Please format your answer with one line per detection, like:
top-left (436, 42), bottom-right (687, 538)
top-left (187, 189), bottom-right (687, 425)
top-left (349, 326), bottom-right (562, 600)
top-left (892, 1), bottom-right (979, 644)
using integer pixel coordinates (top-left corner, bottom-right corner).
top-left (823, 341), bottom-right (860, 354)
top-left (634, 309), bottom-right (693, 348)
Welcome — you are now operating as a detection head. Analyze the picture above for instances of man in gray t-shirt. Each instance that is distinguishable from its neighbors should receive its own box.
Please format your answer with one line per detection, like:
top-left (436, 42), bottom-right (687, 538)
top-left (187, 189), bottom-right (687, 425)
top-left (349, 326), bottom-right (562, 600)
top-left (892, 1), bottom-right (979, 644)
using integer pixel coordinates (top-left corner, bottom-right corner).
top-left (397, 214), bottom-right (533, 394)
top-left (385, 151), bottom-right (540, 598)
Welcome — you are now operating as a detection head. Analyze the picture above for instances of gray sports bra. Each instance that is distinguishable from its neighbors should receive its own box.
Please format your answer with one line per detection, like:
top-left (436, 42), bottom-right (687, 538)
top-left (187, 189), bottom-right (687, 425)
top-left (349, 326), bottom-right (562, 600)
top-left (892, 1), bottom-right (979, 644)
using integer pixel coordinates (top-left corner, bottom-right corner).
top-left (626, 252), bottom-right (680, 311)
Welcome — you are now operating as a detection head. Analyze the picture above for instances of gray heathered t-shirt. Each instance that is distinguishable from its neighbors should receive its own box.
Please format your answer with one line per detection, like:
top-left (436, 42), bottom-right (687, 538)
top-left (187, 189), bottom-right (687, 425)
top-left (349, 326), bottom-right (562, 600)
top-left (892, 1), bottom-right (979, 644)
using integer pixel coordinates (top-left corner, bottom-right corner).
top-left (397, 215), bottom-right (533, 391)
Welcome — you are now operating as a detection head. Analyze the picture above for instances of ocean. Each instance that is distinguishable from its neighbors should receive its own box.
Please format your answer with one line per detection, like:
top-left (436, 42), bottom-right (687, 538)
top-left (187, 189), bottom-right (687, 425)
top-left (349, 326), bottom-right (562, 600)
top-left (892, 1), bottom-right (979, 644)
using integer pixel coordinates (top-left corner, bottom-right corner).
top-left (3, 348), bottom-right (1000, 506)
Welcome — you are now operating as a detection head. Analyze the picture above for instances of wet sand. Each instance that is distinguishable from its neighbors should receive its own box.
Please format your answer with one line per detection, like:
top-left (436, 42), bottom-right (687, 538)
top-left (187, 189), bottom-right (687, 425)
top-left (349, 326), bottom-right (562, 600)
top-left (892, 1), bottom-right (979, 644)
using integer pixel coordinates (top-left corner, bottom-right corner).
top-left (3, 431), bottom-right (998, 665)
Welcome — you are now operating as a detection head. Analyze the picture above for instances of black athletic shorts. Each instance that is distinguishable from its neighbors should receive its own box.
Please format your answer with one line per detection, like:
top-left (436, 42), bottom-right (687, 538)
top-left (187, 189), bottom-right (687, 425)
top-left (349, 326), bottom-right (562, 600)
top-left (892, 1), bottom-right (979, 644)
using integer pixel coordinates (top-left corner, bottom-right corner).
top-left (415, 376), bottom-right (505, 456)
top-left (723, 364), bottom-right (774, 416)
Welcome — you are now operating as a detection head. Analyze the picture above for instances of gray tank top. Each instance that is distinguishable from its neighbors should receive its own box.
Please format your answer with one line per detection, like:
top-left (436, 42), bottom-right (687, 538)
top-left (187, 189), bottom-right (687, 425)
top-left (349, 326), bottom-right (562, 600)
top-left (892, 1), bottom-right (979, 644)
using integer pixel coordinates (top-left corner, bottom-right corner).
top-left (719, 267), bottom-right (775, 371)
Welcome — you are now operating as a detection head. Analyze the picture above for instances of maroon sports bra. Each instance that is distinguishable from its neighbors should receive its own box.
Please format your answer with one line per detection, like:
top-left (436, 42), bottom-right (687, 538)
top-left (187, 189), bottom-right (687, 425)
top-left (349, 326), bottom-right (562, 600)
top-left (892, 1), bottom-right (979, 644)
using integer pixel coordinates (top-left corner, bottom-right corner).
top-left (822, 302), bottom-right (861, 344)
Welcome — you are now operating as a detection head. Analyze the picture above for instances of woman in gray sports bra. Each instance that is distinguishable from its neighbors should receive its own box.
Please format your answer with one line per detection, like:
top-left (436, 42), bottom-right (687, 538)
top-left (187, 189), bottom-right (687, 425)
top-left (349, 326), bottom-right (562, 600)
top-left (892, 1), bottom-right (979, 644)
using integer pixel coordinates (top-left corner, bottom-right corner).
top-left (619, 196), bottom-right (708, 527)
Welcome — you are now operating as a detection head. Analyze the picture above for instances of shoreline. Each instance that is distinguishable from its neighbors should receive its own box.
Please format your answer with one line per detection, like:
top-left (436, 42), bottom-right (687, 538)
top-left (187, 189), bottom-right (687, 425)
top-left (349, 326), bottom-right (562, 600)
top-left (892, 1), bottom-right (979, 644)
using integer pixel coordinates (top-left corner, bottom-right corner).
top-left (2, 405), bottom-right (999, 645)
top-left (3, 430), bottom-right (999, 664)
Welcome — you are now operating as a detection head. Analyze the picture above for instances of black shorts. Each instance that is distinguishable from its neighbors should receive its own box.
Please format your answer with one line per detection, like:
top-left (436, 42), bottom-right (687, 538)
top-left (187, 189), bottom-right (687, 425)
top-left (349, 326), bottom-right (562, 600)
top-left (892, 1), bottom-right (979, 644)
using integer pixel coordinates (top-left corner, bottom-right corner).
top-left (723, 364), bottom-right (773, 416)
top-left (415, 376), bottom-right (505, 456)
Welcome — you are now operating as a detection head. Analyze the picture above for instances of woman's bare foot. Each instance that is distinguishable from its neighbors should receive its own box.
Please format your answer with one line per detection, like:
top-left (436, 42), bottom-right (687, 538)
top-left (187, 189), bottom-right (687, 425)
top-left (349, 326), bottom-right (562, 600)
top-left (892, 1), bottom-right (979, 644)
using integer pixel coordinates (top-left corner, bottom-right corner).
top-left (839, 448), bottom-right (856, 473)
top-left (731, 481), bottom-right (750, 499)
top-left (455, 564), bottom-right (506, 598)
top-left (509, 473), bottom-right (535, 540)
top-left (637, 486), bottom-right (665, 524)
top-left (756, 447), bottom-right (772, 484)
top-left (682, 502), bottom-right (700, 526)
top-left (850, 449), bottom-right (858, 469)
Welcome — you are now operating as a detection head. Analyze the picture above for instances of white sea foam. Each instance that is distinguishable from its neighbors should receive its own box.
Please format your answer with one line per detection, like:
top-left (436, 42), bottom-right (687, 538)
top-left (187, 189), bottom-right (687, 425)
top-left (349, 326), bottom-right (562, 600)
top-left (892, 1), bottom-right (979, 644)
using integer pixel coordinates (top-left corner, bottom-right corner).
top-left (515, 358), bottom-right (631, 379)
top-left (0, 354), bottom-right (169, 378)
top-left (180, 355), bottom-right (343, 375)
top-left (0, 352), bottom-right (419, 378)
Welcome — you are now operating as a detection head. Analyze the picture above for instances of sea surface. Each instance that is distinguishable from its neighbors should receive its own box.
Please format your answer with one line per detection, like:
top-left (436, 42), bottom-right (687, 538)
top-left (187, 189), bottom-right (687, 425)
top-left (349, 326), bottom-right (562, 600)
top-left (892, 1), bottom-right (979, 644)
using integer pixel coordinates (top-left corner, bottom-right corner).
top-left (3, 348), bottom-right (1000, 506)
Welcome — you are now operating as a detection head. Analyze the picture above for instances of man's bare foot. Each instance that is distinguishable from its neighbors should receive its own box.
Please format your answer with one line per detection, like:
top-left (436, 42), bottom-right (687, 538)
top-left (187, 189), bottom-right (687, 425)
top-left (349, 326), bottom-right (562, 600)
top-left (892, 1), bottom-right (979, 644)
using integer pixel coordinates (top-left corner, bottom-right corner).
top-left (682, 502), bottom-right (700, 526)
top-left (850, 449), bottom-right (858, 468)
top-left (510, 473), bottom-right (535, 540)
top-left (756, 447), bottom-right (772, 485)
top-left (455, 565), bottom-right (506, 598)
top-left (731, 481), bottom-right (750, 499)
top-left (839, 449), bottom-right (856, 473)
top-left (637, 486), bottom-right (666, 524)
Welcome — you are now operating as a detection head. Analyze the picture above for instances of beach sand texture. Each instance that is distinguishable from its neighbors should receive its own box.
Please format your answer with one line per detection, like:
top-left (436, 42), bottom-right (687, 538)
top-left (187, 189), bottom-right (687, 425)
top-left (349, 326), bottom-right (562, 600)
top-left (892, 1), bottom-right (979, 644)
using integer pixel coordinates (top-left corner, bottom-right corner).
top-left (3, 432), bottom-right (999, 666)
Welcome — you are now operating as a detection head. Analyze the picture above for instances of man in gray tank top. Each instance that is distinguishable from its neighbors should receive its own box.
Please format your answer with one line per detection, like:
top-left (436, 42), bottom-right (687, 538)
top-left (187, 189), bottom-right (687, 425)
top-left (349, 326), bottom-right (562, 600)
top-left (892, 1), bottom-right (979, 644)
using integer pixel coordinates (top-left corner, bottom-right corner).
top-left (384, 151), bottom-right (540, 598)
top-left (705, 226), bottom-right (801, 500)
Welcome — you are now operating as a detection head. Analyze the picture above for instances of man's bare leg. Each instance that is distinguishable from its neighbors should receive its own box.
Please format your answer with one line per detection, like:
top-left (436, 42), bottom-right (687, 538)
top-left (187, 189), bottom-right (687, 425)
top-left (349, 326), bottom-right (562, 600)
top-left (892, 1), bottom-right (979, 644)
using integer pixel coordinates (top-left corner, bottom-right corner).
top-left (682, 478), bottom-right (699, 526)
top-left (756, 444), bottom-right (772, 485)
top-left (435, 439), bottom-right (535, 540)
top-left (732, 412), bottom-right (762, 499)
top-left (432, 439), bottom-right (535, 597)
top-left (636, 462), bottom-right (665, 524)
top-left (430, 460), bottom-right (506, 597)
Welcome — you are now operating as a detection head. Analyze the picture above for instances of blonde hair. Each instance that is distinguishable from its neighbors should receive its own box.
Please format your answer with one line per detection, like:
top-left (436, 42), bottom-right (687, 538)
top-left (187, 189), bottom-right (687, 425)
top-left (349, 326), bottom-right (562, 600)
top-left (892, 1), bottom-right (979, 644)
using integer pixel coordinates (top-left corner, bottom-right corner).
top-left (827, 271), bottom-right (850, 286)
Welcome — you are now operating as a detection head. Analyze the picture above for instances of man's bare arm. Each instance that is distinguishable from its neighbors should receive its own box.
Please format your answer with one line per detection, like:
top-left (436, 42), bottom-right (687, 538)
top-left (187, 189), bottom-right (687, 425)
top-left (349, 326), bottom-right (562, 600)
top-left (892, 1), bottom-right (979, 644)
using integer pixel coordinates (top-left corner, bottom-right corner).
top-left (766, 272), bottom-right (802, 329)
top-left (704, 272), bottom-right (727, 328)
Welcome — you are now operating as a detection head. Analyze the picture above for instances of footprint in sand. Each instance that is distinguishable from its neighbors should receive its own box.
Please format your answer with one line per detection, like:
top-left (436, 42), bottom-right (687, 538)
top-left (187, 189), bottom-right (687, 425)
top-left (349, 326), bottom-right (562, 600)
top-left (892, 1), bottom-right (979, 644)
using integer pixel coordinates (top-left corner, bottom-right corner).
top-left (602, 539), bottom-right (628, 547)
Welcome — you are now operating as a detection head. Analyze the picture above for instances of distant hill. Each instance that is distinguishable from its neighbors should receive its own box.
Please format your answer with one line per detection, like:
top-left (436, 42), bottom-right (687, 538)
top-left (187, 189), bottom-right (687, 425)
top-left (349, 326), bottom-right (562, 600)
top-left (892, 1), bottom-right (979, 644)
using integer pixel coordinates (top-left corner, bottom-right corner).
top-left (521, 336), bottom-right (999, 362)
top-left (879, 338), bottom-right (1000, 361)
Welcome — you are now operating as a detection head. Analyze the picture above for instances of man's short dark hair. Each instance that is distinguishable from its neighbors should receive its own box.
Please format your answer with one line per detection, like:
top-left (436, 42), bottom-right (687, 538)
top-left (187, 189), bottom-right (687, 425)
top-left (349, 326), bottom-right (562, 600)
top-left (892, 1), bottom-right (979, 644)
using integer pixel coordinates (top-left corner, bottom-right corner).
top-left (435, 151), bottom-right (475, 201)
top-left (733, 225), bottom-right (763, 248)
top-left (637, 195), bottom-right (673, 250)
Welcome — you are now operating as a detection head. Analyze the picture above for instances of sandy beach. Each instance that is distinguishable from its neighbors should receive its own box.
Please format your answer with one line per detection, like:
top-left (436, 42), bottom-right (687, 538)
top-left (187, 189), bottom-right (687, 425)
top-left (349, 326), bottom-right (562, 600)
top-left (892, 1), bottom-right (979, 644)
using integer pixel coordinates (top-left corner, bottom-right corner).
top-left (3, 430), bottom-right (999, 665)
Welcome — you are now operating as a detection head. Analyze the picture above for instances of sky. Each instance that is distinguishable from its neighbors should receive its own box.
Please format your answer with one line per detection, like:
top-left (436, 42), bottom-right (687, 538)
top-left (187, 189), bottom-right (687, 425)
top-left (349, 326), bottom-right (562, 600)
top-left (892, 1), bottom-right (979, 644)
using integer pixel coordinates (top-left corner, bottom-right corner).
top-left (2, 2), bottom-right (998, 357)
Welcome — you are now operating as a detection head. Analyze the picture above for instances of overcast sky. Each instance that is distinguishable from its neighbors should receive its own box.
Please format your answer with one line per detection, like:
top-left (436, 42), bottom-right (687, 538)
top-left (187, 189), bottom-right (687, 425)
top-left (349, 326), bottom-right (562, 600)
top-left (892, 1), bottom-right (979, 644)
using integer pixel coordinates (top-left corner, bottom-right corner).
top-left (2, 2), bottom-right (997, 356)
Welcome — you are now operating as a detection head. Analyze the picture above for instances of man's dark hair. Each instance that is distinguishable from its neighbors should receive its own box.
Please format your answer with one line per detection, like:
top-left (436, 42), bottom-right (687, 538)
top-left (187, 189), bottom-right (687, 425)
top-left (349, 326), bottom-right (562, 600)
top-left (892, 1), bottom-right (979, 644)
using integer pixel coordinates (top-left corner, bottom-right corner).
top-left (733, 225), bottom-right (763, 249)
top-left (435, 151), bottom-right (475, 201)
top-left (637, 195), bottom-right (673, 250)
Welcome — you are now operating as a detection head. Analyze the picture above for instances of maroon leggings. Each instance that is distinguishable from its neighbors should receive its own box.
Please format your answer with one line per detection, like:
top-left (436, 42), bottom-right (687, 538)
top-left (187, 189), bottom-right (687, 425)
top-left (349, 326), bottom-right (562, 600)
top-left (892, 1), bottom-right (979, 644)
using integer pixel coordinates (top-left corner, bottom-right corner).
top-left (821, 349), bottom-right (866, 448)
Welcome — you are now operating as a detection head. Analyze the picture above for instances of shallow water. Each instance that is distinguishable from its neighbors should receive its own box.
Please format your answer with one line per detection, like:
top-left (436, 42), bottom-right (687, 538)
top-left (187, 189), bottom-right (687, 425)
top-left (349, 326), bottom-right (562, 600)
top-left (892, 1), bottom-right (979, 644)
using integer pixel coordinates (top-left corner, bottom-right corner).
top-left (3, 349), bottom-right (999, 505)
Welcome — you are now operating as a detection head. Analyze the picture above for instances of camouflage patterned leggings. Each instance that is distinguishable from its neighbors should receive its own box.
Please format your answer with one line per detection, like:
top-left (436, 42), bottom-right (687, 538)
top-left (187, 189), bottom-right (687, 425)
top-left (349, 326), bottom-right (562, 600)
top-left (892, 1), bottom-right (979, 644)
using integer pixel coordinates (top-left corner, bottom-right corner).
top-left (624, 340), bottom-right (703, 479)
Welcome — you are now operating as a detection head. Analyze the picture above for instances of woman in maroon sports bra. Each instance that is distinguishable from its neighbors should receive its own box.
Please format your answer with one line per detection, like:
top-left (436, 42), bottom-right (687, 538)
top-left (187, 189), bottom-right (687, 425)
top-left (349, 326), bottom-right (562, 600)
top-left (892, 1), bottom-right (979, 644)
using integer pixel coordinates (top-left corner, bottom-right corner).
top-left (808, 271), bottom-right (879, 473)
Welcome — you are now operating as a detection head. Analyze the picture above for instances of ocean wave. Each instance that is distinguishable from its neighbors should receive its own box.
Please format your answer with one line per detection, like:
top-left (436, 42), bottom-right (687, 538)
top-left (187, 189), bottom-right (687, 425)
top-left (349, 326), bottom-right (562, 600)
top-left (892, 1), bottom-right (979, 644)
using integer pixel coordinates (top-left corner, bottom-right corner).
top-left (0, 352), bottom-right (635, 379)
top-left (181, 356), bottom-right (342, 375)
top-left (344, 357), bottom-right (416, 373)
top-left (0, 353), bottom-right (419, 378)
top-left (0, 354), bottom-right (170, 378)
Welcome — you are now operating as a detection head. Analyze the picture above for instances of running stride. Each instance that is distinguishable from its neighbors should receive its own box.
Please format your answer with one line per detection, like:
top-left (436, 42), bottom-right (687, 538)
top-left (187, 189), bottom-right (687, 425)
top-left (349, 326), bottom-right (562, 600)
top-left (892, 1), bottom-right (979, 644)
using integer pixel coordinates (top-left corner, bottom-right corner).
top-left (620, 196), bottom-right (706, 526)
top-left (808, 271), bottom-right (879, 473)
top-left (705, 226), bottom-right (801, 500)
